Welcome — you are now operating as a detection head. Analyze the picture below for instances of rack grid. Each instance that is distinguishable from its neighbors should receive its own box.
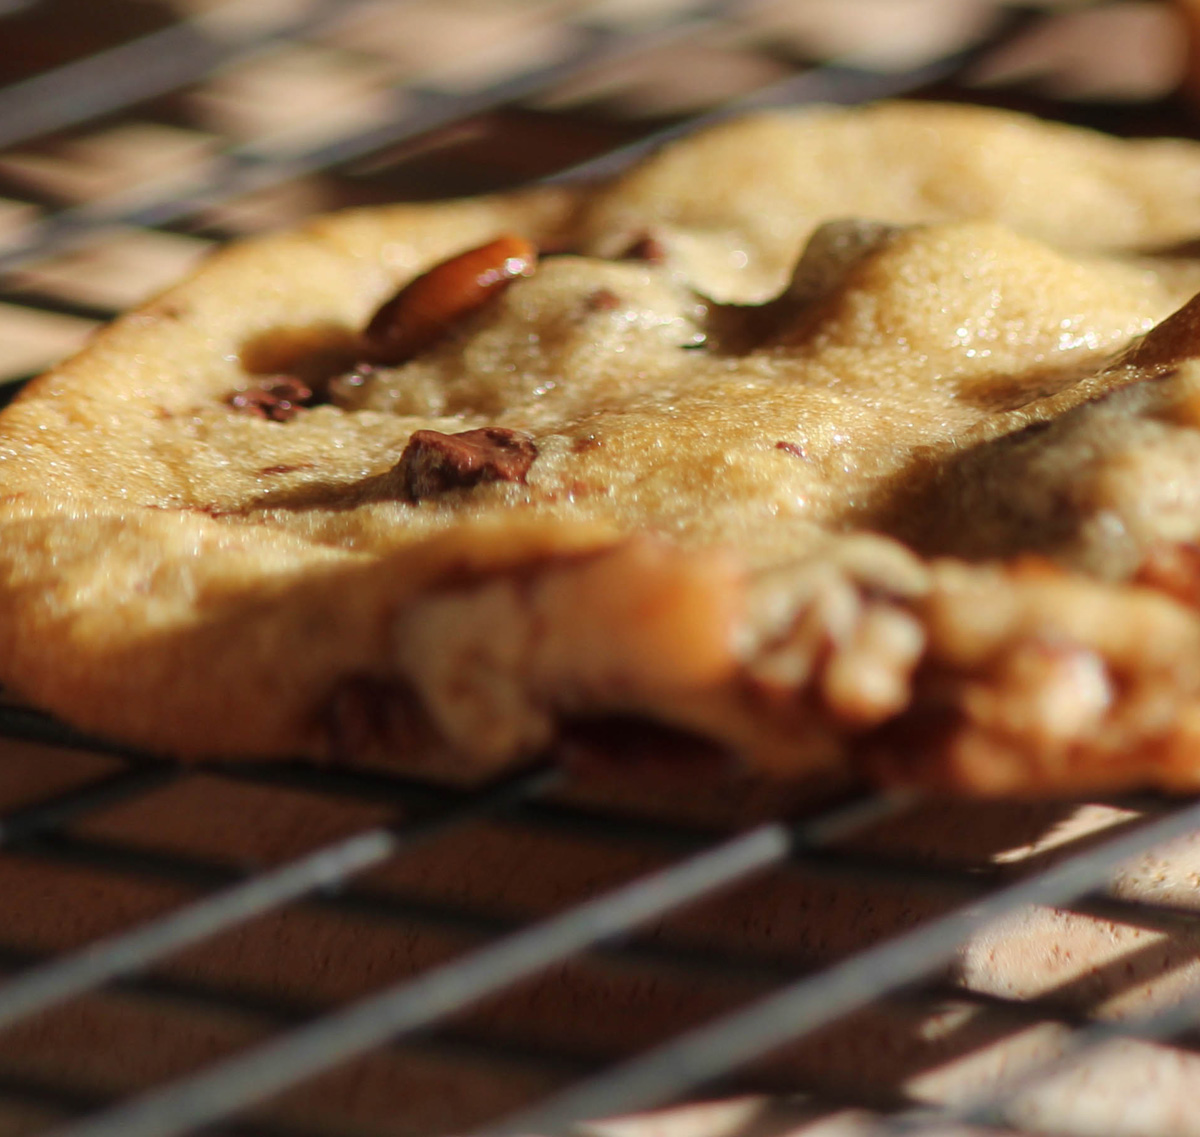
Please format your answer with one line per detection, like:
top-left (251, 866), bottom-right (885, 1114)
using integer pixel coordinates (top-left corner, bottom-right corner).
top-left (2, 2), bottom-right (1200, 1135)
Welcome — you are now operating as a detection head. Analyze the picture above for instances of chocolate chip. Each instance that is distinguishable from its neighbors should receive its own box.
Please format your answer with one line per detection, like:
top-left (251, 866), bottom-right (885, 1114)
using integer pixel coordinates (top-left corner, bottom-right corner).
top-left (775, 440), bottom-right (809, 459)
top-left (621, 234), bottom-right (667, 264)
top-left (227, 375), bottom-right (314, 422)
top-left (586, 287), bottom-right (621, 312)
top-left (557, 715), bottom-right (734, 773)
top-left (395, 426), bottom-right (538, 502)
top-left (537, 240), bottom-right (580, 257)
top-left (324, 675), bottom-right (433, 763)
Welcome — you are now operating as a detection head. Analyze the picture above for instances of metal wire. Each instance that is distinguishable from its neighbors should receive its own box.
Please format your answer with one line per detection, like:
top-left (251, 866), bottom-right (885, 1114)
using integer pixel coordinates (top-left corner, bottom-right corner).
top-left (483, 797), bottom-right (1200, 1136)
top-left (0, 0), bottom-right (1035, 278)
top-left (878, 984), bottom-right (1200, 1135)
top-left (0, 0), bottom-right (737, 276)
top-left (35, 793), bottom-right (915, 1137)
top-left (544, 4), bottom-right (1036, 186)
top-left (0, 0), bottom-right (352, 151)
top-left (0, 763), bottom-right (178, 845)
top-left (0, 935), bottom-right (616, 1087)
top-left (0, 762), bottom-right (555, 1034)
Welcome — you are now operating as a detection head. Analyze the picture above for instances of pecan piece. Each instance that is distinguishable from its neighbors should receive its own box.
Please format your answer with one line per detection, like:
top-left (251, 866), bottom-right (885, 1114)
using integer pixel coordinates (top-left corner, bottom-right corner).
top-left (227, 375), bottom-right (314, 422)
top-left (1134, 543), bottom-right (1200, 606)
top-left (395, 426), bottom-right (538, 502)
top-left (361, 235), bottom-right (538, 365)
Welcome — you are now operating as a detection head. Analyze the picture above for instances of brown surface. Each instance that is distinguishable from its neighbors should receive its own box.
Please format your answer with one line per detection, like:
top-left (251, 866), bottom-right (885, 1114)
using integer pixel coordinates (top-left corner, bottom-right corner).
top-left (0, 738), bottom-right (1192, 1135)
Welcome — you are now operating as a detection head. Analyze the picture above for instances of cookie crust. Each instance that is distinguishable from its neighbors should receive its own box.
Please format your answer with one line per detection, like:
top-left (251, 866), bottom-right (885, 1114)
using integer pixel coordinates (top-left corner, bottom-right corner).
top-left (9, 102), bottom-right (1200, 792)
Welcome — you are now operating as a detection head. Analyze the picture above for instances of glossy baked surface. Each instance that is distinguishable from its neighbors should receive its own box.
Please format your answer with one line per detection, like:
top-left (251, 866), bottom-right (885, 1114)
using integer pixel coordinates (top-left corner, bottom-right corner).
top-left (8, 102), bottom-right (1200, 791)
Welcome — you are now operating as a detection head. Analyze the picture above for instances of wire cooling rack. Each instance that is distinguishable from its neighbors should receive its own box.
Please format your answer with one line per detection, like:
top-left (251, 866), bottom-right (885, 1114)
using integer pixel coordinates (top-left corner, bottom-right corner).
top-left (4, 1), bottom-right (1200, 1135)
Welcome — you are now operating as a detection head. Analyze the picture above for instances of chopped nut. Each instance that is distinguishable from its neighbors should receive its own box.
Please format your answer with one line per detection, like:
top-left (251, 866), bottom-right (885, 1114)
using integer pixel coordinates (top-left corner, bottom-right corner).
top-left (821, 602), bottom-right (925, 724)
top-left (395, 426), bottom-right (538, 502)
top-left (964, 641), bottom-right (1113, 751)
top-left (361, 235), bottom-right (537, 365)
top-left (1134, 542), bottom-right (1200, 606)
top-left (227, 374), bottom-right (313, 422)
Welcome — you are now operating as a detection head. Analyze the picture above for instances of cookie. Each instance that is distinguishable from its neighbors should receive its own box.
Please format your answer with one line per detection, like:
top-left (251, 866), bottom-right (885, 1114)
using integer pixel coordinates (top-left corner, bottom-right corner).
top-left (8, 101), bottom-right (1200, 792)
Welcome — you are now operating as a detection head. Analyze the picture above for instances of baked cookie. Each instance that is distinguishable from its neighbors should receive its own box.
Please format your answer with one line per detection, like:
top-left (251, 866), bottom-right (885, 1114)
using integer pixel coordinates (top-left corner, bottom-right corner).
top-left (9, 102), bottom-right (1200, 792)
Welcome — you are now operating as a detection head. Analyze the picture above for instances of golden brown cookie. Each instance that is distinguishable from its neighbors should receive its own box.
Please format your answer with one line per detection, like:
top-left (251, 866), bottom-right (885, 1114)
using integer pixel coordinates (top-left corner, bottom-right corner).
top-left (9, 101), bottom-right (1200, 792)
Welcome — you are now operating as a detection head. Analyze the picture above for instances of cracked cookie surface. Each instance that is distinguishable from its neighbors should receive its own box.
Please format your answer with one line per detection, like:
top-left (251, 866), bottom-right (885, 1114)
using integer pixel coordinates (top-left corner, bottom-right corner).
top-left (10, 102), bottom-right (1200, 791)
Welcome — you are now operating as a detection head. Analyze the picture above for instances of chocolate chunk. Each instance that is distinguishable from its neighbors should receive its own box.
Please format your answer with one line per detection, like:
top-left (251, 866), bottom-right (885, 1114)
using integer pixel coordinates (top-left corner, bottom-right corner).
top-left (557, 715), bottom-right (734, 773)
top-left (395, 426), bottom-right (538, 502)
top-left (621, 234), bottom-right (667, 264)
top-left (361, 235), bottom-right (538, 366)
top-left (324, 675), bottom-right (434, 763)
top-left (586, 287), bottom-right (621, 312)
top-left (227, 375), bottom-right (314, 422)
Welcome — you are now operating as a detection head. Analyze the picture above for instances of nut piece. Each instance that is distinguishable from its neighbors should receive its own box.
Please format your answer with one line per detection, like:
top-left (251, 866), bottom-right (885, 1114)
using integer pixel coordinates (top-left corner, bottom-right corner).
top-left (227, 375), bottom-right (314, 422)
top-left (361, 235), bottom-right (538, 365)
top-left (1134, 542), bottom-right (1200, 606)
top-left (395, 426), bottom-right (538, 502)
